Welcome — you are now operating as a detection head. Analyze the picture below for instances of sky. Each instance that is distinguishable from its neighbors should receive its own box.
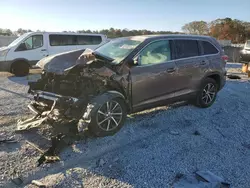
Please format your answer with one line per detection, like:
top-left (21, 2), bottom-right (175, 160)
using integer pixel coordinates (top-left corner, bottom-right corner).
top-left (1, 0), bottom-right (250, 32)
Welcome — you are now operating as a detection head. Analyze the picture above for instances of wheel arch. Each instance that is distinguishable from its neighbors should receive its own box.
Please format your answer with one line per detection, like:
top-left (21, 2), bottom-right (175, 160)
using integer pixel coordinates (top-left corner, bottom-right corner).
top-left (10, 58), bottom-right (30, 73)
top-left (84, 90), bottom-right (128, 137)
top-left (90, 90), bottom-right (126, 107)
top-left (88, 90), bottom-right (131, 114)
top-left (202, 72), bottom-right (221, 90)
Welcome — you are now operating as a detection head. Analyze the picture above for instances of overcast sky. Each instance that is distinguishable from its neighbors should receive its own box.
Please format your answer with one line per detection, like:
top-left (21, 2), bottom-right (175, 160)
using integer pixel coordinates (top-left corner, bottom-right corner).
top-left (1, 0), bottom-right (250, 32)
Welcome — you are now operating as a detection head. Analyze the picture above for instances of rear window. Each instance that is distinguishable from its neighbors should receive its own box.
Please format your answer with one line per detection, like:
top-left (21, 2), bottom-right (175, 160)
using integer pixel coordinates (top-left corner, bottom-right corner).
top-left (201, 41), bottom-right (219, 55)
top-left (174, 39), bottom-right (199, 59)
top-left (49, 34), bottom-right (102, 46)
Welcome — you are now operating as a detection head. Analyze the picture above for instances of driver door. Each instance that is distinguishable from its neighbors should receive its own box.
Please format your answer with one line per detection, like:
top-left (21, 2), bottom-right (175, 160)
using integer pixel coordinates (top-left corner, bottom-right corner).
top-left (130, 39), bottom-right (178, 111)
top-left (13, 34), bottom-right (48, 65)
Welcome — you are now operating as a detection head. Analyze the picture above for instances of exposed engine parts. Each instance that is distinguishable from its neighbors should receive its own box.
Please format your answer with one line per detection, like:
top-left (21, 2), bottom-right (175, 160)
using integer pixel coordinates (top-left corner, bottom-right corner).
top-left (17, 48), bottom-right (128, 134)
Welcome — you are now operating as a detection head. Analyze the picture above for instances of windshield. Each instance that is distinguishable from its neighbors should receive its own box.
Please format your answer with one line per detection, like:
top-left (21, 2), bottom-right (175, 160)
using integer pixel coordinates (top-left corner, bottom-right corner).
top-left (8, 33), bottom-right (31, 47)
top-left (95, 37), bottom-right (145, 64)
top-left (246, 40), bottom-right (250, 48)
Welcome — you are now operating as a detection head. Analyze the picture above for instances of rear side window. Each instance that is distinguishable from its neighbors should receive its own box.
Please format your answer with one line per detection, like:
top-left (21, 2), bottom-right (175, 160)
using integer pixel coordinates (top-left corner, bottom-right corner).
top-left (77, 35), bottom-right (102, 45)
top-left (49, 35), bottom-right (76, 46)
top-left (174, 40), bottom-right (199, 59)
top-left (202, 41), bottom-right (219, 55)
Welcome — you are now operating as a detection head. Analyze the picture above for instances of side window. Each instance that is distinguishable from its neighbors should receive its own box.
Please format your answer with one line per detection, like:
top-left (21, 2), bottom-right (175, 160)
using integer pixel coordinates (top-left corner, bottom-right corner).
top-left (16, 35), bottom-right (43, 51)
top-left (139, 40), bottom-right (171, 66)
top-left (175, 40), bottom-right (199, 59)
top-left (49, 35), bottom-right (77, 46)
top-left (202, 41), bottom-right (219, 55)
top-left (77, 35), bottom-right (102, 45)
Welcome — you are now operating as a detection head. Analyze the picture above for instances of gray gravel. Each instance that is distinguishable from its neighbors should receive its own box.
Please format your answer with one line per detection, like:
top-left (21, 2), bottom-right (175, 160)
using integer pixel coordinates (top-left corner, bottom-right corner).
top-left (1, 63), bottom-right (250, 188)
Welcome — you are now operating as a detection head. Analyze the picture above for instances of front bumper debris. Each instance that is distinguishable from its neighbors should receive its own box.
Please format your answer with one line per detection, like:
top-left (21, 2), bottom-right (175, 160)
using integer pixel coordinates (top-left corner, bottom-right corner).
top-left (16, 90), bottom-right (79, 131)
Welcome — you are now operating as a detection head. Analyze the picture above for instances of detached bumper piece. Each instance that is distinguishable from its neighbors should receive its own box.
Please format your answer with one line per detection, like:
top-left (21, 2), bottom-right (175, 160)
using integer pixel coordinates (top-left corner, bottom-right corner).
top-left (17, 116), bottom-right (48, 131)
top-left (16, 90), bottom-right (78, 131)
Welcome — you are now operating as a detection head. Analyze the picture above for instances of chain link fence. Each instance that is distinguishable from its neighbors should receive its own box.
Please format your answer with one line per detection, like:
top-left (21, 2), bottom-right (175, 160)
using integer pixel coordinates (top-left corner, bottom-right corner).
top-left (0, 36), bottom-right (17, 47)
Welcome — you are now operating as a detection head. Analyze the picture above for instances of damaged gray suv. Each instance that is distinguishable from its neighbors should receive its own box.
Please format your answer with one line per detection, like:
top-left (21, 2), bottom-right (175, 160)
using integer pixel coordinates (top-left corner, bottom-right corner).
top-left (18, 35), bottom-right (227, 136)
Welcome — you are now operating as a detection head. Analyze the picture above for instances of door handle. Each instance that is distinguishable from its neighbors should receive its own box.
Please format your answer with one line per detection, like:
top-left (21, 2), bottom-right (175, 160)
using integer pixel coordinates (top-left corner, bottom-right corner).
top-left (166, 67), bottom-right (176, 73)
top-left (200, 60), bottom-right (207, 65)
top-left (41, 49), bottom-right (47, 51)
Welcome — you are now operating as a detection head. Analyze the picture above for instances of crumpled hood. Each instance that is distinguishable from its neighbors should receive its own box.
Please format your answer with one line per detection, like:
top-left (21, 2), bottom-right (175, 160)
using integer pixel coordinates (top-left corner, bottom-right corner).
top-left (36, 49), bottom-right (87, 74)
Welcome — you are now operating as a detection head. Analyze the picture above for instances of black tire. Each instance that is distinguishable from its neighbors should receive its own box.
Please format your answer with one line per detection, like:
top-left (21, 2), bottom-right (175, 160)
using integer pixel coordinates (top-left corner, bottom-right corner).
top-left (11, 61), bottom-right (30, 77)
top-left (88, 97), bottom-right (127, 137)
top-left (195, 77), bottom-right (218, 108)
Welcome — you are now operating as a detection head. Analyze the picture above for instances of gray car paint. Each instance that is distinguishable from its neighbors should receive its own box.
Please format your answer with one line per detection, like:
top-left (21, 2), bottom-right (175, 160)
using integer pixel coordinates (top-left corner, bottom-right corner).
top-left (34, 34), bottom-right (226, 113)
top-left (125, 35), bottom-right (225, 112)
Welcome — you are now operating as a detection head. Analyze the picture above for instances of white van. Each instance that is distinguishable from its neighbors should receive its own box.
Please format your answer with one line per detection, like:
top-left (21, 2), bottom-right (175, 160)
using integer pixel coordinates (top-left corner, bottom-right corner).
top-left (0, 32), bottom-right (108, 76)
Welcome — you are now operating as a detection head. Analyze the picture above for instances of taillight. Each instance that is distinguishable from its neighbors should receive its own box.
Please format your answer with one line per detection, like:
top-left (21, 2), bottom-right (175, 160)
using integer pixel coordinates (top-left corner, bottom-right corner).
top-left (222, 55), bottom-right (228, 63)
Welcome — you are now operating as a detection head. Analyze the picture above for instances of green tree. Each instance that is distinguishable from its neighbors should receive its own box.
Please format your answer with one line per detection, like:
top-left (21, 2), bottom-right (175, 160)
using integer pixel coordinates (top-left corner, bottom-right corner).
top-left (182, 21), bottom-right (209, 35)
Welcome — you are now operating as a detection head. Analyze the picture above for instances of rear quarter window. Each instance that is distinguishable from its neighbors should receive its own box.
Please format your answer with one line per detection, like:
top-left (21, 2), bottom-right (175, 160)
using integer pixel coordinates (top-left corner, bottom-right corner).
top-left (77, 35), bottom-right (102, 45)
top-left (201, 41), bottom-right (219, 55)
top-left (49, 35), bottom-right (77, 46)
top-left (174, 39), bottom-right (199, 59)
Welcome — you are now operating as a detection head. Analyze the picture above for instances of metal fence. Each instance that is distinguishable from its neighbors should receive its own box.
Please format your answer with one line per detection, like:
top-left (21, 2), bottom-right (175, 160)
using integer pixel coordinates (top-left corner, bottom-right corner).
top-left (0, 36), bottom-right (17, 47)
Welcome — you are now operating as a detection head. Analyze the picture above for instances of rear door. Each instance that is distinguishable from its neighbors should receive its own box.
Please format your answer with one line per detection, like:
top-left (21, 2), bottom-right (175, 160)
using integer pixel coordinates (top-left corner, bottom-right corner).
top-left (130, 39), bottom-right (178, 109)
top-left (173, 39), bottom-right (205, 96)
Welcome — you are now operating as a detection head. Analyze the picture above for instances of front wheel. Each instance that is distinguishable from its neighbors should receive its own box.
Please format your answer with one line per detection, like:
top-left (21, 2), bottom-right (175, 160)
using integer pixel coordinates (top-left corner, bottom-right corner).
top-left (195, 78), bottom-right (218, 108)
top-left (88, 97), bottom-right (127, 137)
top-left (12, 61), bottom-right (30, 77)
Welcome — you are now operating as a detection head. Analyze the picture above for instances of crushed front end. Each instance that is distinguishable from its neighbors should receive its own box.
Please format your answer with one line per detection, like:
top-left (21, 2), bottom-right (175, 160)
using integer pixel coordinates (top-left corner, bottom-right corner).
top-left (17, 48), bottom-right (124, 132)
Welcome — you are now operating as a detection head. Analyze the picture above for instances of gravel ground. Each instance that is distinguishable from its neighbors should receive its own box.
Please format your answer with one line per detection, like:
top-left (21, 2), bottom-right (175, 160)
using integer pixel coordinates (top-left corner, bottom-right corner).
top-left (1, 63), bottom-right (250, 188)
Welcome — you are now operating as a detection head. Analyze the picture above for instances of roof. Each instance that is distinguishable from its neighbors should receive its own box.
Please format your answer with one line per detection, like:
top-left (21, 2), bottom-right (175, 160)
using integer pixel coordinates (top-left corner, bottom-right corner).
top-left (24, 31), bottom-right (106, 36)
top-left (136, 34), bottom-right (212, 40)
top-left (114, 34), bottom-right (214, 42)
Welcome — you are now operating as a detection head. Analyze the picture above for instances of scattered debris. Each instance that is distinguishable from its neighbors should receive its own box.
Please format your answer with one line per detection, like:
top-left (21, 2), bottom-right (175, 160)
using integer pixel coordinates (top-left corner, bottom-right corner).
top-left (11, 177), bottom-right (23, 186)
top-left (227, 74), bottom-right (241, 79)
top-left (172, 173), bottom-right (185, 184)
top-left (97, 158), bottom-right (105, 167)
top-left (31, 180), bottom-right (46, 188)
top-left (37, 134), bottom-right (64, 166)
top-left (196, 170), bottom-right (229, 185)
top-left (172, 170), bottom-right (230, 188)
top-left (193, 130), bottom-right (201, 136)
top-left (242, 143), bottom-right (250, 150)
top-left (169, 130), bottom-right (180, 135)
top-left (26, 140), bottom-right (45, 154)
top-left (216, 127), bottom-right (226, 138)
top-left (16, 116), bottom-right (48, 131)
top-left (0, 136), bottom-right (17, 144)
top-left (113, 157), bottom-right (119, 162)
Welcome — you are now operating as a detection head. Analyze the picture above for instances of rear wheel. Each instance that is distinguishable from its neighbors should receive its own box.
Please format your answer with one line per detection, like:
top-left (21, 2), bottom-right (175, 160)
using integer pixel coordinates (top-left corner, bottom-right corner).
top-left (88, 97), bottom-right (127, 137)
top-left (195, 78), bottom-right (218, 108)
top-left (11, 61), bottom-right (30, 77)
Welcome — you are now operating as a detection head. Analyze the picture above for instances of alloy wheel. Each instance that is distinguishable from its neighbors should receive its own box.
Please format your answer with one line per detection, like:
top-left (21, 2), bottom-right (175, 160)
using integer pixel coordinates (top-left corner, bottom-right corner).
top-left (96, 100), bottom-right (123, 131)
top-left (202, 83), bottom-right (216, 104)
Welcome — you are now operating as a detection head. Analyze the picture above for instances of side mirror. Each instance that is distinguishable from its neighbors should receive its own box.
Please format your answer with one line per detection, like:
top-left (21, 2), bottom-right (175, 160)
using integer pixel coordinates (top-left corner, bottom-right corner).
top-left (127, 55), bottom-right (141, 66)
top-left (134, 55), bottom-right (141, 65)
top-left (16, 42), bottom-right (27, 51)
